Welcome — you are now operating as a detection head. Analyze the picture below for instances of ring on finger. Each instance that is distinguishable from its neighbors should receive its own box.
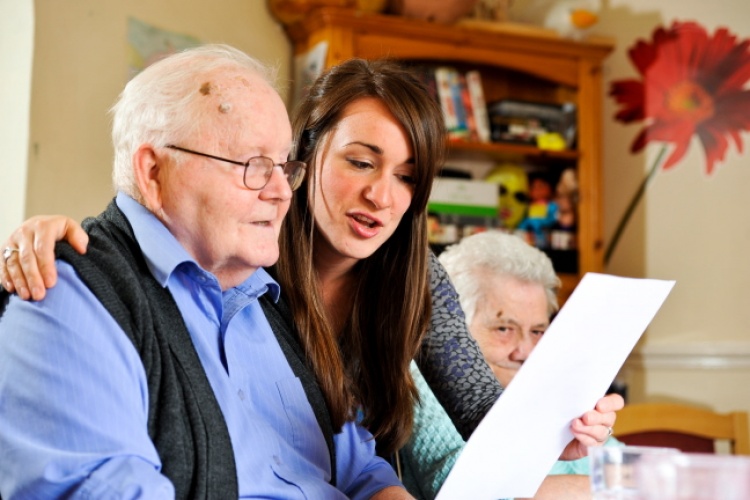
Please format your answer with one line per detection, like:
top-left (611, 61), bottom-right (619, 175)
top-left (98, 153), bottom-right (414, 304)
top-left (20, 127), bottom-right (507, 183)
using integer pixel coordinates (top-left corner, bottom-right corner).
top-left (2, 247), bottom-right (19, 263)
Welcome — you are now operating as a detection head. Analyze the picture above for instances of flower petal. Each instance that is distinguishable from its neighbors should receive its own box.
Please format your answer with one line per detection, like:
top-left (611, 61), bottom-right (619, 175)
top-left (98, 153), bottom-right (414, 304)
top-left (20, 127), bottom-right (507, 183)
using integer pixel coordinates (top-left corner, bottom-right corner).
top-left (610, 80), bottom-right (646, 123)
top-left (611, 21), bottom-right (750, 174)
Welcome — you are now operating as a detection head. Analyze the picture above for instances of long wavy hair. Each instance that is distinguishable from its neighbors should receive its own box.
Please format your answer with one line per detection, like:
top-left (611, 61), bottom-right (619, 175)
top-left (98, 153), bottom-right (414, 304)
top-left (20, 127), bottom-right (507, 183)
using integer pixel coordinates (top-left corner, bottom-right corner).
top-left (275, 58), bottom-right (445, 455)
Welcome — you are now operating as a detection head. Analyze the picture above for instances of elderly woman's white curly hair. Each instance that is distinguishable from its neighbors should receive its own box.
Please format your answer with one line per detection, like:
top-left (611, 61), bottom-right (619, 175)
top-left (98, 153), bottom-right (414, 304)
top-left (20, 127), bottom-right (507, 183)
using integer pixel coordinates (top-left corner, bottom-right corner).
top-left (438, 230), bottom-right (560, 324)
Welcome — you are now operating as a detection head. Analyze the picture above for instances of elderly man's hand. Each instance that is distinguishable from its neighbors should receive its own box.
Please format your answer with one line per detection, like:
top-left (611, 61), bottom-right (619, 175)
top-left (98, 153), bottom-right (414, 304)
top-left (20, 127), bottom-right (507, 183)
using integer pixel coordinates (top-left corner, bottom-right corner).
top-left (560, 393), bottom-right (624, 461)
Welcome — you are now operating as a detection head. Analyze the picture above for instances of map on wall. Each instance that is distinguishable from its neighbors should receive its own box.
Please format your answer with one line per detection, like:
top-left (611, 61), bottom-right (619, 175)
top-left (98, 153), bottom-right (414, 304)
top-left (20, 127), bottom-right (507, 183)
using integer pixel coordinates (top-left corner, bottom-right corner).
top-left (127, 17), bottom-right (201, 80)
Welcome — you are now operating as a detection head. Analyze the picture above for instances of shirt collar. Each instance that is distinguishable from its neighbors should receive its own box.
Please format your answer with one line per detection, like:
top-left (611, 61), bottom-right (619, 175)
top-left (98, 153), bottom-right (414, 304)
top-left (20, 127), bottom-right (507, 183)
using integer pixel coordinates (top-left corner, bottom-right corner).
top-left (115, 192), bottom-right (280, 301)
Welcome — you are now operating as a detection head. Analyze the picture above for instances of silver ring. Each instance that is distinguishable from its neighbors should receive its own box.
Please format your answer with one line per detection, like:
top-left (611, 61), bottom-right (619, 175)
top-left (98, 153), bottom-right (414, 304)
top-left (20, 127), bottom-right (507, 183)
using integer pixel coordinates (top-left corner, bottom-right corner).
top-left (3, 247), bottom-right (19, 263)
top-left (606, 426), bottom-right (613, 437)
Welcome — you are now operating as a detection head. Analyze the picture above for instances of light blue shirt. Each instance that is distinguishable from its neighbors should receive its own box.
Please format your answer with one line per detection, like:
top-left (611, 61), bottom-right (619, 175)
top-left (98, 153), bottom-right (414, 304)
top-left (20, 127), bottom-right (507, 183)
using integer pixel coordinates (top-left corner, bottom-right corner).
top-left (0, 193), bottom-right (400, 499)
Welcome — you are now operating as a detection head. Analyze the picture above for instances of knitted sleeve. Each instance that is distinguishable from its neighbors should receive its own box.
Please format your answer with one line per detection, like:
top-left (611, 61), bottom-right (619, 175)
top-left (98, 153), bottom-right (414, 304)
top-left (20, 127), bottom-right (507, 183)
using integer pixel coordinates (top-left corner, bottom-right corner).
top-left (415, 252), bottom-right (503, 439)
top-left (399, 363), bottom-right (464, 500)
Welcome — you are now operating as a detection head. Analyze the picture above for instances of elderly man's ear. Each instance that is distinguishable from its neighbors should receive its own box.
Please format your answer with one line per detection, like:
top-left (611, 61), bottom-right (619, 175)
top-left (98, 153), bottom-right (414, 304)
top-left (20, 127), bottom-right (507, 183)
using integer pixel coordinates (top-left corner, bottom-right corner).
top-left (132, 144), bottom-right (164, 213)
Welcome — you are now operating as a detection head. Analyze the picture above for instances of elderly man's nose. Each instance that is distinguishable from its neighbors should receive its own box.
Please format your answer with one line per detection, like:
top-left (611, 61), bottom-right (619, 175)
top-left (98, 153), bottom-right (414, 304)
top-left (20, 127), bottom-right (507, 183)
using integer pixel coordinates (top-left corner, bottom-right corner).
top-left (259, 165), bottom-right (293, 201)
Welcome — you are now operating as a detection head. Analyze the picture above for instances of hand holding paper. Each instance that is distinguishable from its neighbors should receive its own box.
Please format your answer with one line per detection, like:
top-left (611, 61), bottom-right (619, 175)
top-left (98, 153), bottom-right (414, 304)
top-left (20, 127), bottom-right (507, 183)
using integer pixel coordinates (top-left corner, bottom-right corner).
top-left (436, 273), bottom-right (676, 500)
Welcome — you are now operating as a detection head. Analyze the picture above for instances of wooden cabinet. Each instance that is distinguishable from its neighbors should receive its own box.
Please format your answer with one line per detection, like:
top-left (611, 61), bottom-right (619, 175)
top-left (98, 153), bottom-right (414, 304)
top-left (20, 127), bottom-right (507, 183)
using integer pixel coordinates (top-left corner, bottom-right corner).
top-left (280, 7), bottom-right (614, 302)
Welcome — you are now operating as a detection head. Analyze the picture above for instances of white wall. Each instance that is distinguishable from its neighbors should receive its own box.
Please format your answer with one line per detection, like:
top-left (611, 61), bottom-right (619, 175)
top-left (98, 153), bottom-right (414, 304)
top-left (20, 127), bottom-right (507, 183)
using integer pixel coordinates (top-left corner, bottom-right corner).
top-left (0, 0), bottom-right (33, 241)
top-left (25, 0), bottom-right (291, 223)
top-left (597, 0), bottom-right (750, 415)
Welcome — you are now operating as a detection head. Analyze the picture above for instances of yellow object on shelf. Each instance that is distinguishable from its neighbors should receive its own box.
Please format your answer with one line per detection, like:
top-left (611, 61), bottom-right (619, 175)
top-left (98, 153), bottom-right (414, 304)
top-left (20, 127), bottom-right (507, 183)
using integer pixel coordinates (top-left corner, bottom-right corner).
top-left (536, 132), bottom-right (567, 151)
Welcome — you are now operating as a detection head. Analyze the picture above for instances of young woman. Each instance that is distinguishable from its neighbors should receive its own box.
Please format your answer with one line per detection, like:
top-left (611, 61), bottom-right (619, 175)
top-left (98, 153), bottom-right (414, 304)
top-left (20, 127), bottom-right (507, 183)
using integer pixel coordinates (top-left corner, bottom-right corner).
top-left (1, 58), bottom-right (620, 457)
top-left (278, 60), bottom-right (443, 453)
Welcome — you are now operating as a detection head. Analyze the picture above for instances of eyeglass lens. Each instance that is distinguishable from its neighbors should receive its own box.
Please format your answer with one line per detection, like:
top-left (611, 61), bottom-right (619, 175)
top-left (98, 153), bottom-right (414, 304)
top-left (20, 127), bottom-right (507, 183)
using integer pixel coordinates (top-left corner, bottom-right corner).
top-left (244, 158), bottom-right (306, 191)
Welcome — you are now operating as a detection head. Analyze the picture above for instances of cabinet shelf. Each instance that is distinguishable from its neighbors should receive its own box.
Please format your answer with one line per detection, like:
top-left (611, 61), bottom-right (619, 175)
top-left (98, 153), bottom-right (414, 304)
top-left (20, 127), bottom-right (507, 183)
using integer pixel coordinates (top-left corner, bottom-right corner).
top-left (279, 7), bottom-right (614, 298)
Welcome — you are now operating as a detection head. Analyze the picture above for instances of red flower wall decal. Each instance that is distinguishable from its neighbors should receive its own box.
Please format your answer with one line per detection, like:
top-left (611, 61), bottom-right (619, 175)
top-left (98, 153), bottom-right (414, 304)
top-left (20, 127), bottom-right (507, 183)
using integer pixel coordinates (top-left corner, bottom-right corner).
top-left (605, 21), bottom-right (750, 264)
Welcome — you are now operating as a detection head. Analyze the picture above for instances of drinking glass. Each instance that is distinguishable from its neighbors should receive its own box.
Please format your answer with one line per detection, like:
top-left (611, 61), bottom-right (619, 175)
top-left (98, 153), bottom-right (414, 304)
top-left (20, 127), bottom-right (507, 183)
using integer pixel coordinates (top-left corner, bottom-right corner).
top-left (635, 452), bottom-right (750, 500)
top-left (589, 445), bottom-right (680, 499)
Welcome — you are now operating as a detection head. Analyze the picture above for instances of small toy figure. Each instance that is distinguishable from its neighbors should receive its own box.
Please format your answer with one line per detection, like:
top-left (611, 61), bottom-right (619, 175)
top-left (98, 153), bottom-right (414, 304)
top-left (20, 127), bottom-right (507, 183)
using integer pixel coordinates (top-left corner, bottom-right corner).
top-left (518, 175), bottom-right (558, 248)
top-left (550, 168), bottom-right (578, 250)
top-left (511, 0), bottom-right (600, 40)
top-left (550, 194), bottom-right (576, 249)
top-left (543, 0), bottom-right (600, 40)
top-left (485, 163), bottom-right (529, 229)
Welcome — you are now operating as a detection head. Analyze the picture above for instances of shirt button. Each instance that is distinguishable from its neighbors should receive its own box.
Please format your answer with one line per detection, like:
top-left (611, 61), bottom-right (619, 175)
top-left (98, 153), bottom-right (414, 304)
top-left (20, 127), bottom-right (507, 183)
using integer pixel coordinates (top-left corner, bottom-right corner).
top-left (238, 389), bottom-right (245, 401)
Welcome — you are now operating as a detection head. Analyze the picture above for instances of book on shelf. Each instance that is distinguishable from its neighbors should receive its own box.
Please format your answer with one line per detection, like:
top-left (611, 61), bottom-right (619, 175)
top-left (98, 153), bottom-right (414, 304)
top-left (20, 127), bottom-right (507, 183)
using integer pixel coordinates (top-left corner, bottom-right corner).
top-left (412, 64), bottom-right (438, 102)
top-left (465, 70), bottom-right (491, 143)
top-left (458, 73), bottom-right (480, 143)
top-left (434, 66), bottom-right (463, 140)
top-left (410, 65), bottom-right (492, 144)
top-left (447, 68), bottom-right (470, 139)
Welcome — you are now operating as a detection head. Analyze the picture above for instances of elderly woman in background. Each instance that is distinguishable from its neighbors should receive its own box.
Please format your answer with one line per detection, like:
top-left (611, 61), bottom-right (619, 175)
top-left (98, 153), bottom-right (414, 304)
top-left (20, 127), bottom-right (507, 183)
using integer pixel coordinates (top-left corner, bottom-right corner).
top-left (400, 231), bottom-right (620, 500)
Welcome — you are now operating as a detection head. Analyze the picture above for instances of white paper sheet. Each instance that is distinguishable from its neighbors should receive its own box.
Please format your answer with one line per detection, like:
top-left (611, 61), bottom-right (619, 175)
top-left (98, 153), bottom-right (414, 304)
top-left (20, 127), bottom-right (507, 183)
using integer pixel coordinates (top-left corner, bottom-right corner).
top-left (436, 273), bottom-right (676, 500)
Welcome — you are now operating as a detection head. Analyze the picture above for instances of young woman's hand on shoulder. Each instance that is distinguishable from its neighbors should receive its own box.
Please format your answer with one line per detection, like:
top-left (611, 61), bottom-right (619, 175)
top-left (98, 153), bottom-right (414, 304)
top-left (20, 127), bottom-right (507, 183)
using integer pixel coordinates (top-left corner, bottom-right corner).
top-left (1, 215), bottom-right (87, 300)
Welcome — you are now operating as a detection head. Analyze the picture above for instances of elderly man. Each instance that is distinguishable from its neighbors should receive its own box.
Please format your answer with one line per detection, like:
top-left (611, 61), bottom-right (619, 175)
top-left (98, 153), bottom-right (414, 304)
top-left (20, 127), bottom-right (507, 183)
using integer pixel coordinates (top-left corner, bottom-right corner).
top-left (0, 45), bottom-right (407, 499)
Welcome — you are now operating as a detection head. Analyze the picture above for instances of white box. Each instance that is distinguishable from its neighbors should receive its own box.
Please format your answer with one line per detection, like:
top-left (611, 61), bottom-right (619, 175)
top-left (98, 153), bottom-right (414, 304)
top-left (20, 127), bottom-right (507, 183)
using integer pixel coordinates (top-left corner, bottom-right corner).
top-left (428, 178), bottom-right (498, 217)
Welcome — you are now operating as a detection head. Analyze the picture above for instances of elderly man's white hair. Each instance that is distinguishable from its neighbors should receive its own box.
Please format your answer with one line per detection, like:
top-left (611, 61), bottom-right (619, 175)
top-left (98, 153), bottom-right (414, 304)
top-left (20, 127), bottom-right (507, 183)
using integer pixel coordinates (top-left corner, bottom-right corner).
top-left (438, 231), bottom-right (561, 325)
top-left (109, 44), bottom-right (279, 202)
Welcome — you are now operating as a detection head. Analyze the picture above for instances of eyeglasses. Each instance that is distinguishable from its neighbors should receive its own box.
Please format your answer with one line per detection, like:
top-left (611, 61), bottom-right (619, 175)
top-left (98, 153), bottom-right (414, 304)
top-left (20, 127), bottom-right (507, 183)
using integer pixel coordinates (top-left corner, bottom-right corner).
top-left (166, 145), bottom-right (306, 191)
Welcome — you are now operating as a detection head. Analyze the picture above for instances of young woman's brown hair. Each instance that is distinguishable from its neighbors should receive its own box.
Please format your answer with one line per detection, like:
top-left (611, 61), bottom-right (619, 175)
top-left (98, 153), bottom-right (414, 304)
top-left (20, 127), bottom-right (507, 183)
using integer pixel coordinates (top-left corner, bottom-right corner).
top-left (276, 58), bottom-right (445, 455)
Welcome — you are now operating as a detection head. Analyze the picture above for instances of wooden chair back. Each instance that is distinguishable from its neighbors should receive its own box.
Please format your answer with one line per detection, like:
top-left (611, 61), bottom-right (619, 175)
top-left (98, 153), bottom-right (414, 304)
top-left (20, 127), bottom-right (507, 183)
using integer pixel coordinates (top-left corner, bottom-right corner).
top-left (614, 402), bottom-right (750, 455)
